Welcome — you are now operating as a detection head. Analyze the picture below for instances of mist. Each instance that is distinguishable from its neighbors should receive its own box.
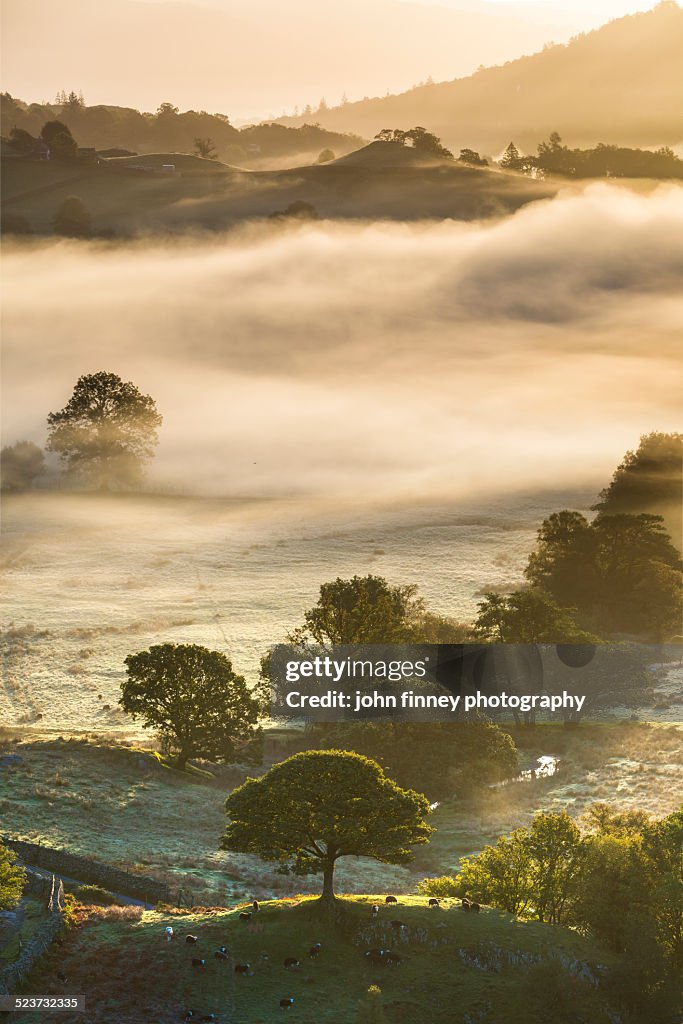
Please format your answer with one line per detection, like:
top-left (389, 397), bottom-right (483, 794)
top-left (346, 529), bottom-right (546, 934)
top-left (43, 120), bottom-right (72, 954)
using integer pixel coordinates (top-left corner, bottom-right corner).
top-left (2, 184), bottom-right (682, 503)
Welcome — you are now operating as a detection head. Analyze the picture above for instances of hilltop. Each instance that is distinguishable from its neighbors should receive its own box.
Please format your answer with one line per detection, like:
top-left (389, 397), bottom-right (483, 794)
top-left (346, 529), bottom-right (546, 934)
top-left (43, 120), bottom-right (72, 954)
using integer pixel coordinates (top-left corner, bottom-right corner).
top-left (279, 3), bottom-right (683, 154)
top-left (1, 147), bottom-right (555, 234)
top-left (22, 896), bottom-right (616, 1023)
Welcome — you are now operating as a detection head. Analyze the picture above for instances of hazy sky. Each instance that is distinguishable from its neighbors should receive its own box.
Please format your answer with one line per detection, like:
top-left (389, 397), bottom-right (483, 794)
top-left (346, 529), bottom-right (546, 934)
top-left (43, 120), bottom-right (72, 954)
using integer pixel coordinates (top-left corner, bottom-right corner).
top-left (0, 0), bottom-right (664, 119)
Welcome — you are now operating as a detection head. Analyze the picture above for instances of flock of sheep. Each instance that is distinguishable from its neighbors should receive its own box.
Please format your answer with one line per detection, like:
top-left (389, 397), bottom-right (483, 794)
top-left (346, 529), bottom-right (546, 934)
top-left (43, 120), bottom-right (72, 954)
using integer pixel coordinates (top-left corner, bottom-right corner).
top-left (164, 894), bottom-right (482, 1017)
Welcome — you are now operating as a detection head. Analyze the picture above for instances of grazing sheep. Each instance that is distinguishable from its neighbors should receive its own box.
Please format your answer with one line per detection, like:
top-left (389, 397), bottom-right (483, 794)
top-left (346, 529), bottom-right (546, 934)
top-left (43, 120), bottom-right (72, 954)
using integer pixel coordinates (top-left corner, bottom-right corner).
top-left (214, 950), bottom-right (229, 961)
top-left (364, 951), bottom-right (386, 966)
top-left (390, 920), bottom-right (406, 930)
top-left (191, 958), bottom-right (205, 969)
top-left (234, 963), bottom-right (252, 976)
top-left (385, 895), bottom-right (398, 904)
top-left (186, 934), bottom-right (199, 944)
top-left (260, 952), bottom-right (270, 962)
top-left (239, 912), bottom-right (252, 922)
top-left (284, 957), bottom-right (301, 970)
top-left (371, 904), bottom-right (380, 917)
top-left (280, 997), bottom-right (295, 1009)
top-left (307, 943), bottom-right (321, 958)
top-left (165, 926), bottom-right (175, 941)
top-left (252, 900), bottom-right (260, 913)
top-left (469, 901), bottom-right (481, 913)
top-left (461, 899), bottom-right (471, 912)
top-left (428, 898), bottom-right (440, 908)
top-left (183, 1011), bottom-right (194, 1022)
top-left (216, 945), bottom-right (227, 954)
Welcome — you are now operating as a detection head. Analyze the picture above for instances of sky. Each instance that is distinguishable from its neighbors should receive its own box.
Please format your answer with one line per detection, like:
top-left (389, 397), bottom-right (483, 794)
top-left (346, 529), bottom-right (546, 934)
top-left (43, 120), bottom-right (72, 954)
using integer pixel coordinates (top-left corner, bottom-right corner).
top-left (0, 0), bottom-right (665, 120)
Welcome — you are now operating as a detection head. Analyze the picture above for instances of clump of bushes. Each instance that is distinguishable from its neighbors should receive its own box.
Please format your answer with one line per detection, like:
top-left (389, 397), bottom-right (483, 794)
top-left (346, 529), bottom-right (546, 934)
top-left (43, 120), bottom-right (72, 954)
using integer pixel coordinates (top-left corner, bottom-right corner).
top-left (73, 883), bottom-right (118, 905)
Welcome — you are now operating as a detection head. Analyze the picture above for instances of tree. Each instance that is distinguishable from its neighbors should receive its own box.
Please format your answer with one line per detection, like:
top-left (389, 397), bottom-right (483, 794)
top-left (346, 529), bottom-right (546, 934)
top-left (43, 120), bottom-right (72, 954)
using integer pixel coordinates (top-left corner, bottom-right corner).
top-left (289, 575), bottom-right (424, 645)
top-left (500, 141), bottom-right (522, 169)
top-left (312, 718), bottom-right (518, 799)
top-left (222, 750), bottom-right (433, 902)
top-left (525, 510), bottom-right (682, 639)
top-left (40, 119), bottom-right (73, 145)
top-left (46, 371), bottom-right (162, 489)
top-left (121, 643), bottom-right (261, 769)
top-left (8, 126), bottom-right (38, 154)
top-left (458, 148), bottom-right (488, 167)
top-left (156, 102), bottom-right (179, 117)
top-left (193, 136), bottom-right (218, 159)
top-left (457, 828), bottom-right (534, 915)
top-left (470, 588), bottom-right (596, 643)
top-left (0, 441), bottom-right (45, 492)
top-left (457, 811), bottom-right (584, 922)
top-left (0, 840), bottom-right (26, 911)
top-left (593, 433), bottom-right (682, 550)
top-left (317, 148), bottom-right (335, 163)
top-left (52, 196), bottom-right (91, 237)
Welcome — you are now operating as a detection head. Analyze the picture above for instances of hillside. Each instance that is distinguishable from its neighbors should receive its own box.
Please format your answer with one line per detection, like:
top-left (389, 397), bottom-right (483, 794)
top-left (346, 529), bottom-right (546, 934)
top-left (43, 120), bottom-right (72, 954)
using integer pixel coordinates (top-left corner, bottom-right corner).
top-left (21, 897), bottom-right (616, 1023)
top-left (0, 93), bottom-right (363, 169)
top-left (1, 152), bottom-right (555, 234)
top-left (279, 3), bottom-right (683, 155)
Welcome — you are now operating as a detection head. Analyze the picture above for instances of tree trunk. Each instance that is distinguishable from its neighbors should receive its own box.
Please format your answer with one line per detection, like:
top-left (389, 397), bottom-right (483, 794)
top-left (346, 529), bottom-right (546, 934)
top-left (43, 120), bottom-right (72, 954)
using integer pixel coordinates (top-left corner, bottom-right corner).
top-left (321, 859), bottom-right (336, 903)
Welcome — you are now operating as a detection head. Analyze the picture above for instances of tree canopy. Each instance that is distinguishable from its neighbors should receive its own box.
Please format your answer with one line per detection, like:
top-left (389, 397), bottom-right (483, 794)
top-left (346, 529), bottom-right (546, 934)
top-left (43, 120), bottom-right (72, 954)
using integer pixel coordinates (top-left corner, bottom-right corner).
top-left (222, 749), bottom-right (433, 901)
top-left (524, 511), bottom-right (682, 639)
top-left (121, 643), bottom-right (262, 768)
top-left (53, 196), bottom-right (92, 237)
top-left (288, 574), bottom-right (424, 645)
top-left (46, 371), bottom-right (162, 489)
top-left (470, 588), bottom-right (595, 643)
top-left (0, 441), bottom-right (45, 492)
top-left (593, 432), bottom-right (682, 550)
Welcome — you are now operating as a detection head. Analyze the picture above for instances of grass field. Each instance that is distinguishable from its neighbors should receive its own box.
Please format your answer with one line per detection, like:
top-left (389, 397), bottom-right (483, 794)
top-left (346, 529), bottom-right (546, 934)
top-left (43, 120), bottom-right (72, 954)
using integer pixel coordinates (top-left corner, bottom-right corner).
top-left (20, 896), bottom-right (615, 1024)
top-left (1, 153), bottom-right (556, 234)
top-left (1, 722), bottom-right (681, 905)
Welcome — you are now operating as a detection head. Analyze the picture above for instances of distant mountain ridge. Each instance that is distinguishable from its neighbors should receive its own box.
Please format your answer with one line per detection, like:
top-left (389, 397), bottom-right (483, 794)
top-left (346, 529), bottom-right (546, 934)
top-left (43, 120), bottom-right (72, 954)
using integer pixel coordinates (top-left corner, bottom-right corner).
top-left (278, 3), bottom-right (683, 155)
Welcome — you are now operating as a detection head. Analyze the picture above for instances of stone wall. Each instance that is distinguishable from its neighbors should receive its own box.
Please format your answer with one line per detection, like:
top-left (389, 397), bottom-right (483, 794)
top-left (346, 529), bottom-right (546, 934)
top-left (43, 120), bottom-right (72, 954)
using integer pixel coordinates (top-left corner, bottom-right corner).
top-left (2, 837), bottom-right (170, 905)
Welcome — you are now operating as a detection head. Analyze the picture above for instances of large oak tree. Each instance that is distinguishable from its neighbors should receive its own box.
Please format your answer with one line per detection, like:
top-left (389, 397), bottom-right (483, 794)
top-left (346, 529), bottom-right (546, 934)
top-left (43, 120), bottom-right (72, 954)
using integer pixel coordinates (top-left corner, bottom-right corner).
top-left (222, 750), bottom-right (433, 902)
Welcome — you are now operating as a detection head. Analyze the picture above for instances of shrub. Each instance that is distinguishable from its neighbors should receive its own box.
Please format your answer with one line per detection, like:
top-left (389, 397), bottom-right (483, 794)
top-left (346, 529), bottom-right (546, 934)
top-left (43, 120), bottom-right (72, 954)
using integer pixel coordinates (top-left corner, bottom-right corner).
top-left (74, 883), bottom-right (118, 905)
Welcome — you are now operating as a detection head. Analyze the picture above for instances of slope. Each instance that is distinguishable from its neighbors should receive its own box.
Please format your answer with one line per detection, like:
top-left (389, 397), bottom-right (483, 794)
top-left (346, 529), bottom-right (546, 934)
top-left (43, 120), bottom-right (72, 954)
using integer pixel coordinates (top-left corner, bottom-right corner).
top-left (279, 3), bottom-right (683, 155)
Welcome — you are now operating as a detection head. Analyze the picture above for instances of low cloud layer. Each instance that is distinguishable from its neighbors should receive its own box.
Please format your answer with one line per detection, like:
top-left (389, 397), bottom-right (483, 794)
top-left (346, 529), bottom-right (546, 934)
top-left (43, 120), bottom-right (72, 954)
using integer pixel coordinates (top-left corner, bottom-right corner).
top-left (3, 184), bottom-right (682, 500)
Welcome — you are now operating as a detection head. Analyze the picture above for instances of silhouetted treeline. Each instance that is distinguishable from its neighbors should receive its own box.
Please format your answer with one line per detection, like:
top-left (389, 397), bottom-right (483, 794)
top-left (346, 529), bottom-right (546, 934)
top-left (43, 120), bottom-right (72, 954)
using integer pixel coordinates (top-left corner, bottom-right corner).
top-left (0, 93), bottom-right (362, 166)
top-left (505, 132), bottom-right (683, 180)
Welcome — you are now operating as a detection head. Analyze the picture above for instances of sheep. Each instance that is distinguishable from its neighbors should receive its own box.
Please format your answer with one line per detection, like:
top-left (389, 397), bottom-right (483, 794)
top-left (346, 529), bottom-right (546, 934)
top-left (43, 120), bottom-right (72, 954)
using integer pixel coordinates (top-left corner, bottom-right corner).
top-left (383, 951), bottom-right (403, 966)
top-left (216, 945), bottom-right (227, 954)
top-left (280, 997), bottom-right (295, 1009)
top-left (190, 958), bottom-right (205, 969)
top-left (307, 943), bottom-right (321, 959)
top-left (390, 919), bottom-right (406, 930)
top-left (165, 926), bottom-right (175, 941)
top-left (428, 898), bottom-right (440, 908)
top-left (185, 934), bottom-right (199, 944)
top-left (252, 900), bottom-right (260, 913)
top-left (234, 963), bottom-right (252, 976)
top-left (364, 951), bottom-right (386, 966)
top-left (385, 895), bottom-right (398, 904)
top-left (371, 904), bottom-right (380, 917)
top-left (239, 912), bottom-right (252, 922)
top-left (283, 957), bottom-right (301, 970)
top-left (461, 898), bottom-right (471, 912)
top-left (183, 1011), bottom-right (194, 1022)
top-left (214, 950), bottom-right (229, 961)
top-left (469, 901), bottom-right (481, 914)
